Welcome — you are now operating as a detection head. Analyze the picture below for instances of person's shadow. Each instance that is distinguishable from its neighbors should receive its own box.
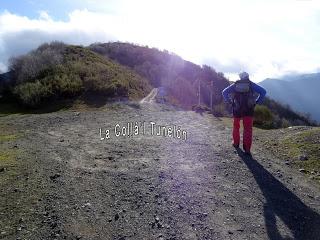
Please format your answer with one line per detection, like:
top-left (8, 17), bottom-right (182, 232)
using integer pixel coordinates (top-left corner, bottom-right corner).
top-left (236, 148), bottom-right (320, 240)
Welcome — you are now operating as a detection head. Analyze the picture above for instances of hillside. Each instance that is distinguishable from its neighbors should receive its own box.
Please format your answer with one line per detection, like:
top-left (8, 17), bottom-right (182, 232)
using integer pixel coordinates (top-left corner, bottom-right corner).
top-left (89, 42), bottom-right (230, 108)
top-left (260, 73), bottom-right (320, 122)
top-left (89, 42), bottom-right (316, 128)
top-left (0, 41), bottom-right (317, 128)
top-left (1, 42), bottom-right (151, 107)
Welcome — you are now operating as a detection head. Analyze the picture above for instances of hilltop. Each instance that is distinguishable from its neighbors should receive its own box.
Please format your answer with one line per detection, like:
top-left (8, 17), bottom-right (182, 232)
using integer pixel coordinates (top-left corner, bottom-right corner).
top-left (89, 42), bottom-right (229, 108)
top-left (1, 42), bottom-right (151, 108)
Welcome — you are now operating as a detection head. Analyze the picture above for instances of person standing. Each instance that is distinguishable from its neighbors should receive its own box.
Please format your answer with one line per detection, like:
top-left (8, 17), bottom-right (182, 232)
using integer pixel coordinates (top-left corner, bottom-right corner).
top-left (222, 72), bottom-right (267, 156)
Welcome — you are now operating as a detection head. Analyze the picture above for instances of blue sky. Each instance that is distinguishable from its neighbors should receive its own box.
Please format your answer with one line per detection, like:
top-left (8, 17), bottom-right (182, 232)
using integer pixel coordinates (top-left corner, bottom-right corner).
top-left (1, 0), bottom-right (320, 82)
top-left (1, 0), bottom-right (73, 19)
top-left (0, 0), bottom-right (124, 20)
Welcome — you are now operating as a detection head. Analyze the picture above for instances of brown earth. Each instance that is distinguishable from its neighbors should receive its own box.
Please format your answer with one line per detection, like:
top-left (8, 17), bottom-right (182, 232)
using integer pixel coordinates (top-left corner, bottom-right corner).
top-left (0, 100), bottom-right (320, 240)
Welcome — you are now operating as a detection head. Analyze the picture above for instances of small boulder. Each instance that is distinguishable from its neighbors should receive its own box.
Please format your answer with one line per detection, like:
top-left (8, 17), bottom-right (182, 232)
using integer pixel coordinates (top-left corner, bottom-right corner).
top-left (50, 173), bottom-right (61, 180)
top-left (83, 202), bottom-right (92, 208)
top-left (299, 155), bottom-right (308, 161)
top-left (299, 168), bottom-right (307, 173)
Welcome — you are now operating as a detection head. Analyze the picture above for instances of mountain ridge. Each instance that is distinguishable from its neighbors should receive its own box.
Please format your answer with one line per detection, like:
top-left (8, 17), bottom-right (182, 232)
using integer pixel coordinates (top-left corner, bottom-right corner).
top-left (260, 73), bottom-right (320, 122)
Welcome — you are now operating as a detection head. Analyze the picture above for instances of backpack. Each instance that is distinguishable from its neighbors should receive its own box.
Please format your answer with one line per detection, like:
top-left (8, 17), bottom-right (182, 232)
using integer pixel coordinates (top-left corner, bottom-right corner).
top-left (232, 80), bottom-right (256, 115)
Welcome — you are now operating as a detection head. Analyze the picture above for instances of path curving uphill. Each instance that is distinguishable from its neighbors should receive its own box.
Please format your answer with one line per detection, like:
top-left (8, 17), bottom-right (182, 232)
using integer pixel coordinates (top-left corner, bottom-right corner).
top-left (140, 88), bottom-right (158, 103)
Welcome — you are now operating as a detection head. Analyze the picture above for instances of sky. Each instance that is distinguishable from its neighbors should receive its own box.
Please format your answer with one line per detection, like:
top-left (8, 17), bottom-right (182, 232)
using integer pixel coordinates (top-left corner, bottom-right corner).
top-left (0, 0), bottom-right (320, 82)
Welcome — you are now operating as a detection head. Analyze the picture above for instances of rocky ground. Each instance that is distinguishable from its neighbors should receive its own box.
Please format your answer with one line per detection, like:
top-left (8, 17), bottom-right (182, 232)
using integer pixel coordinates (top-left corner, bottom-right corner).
top-left (0, 100), bottom-right (320, 240)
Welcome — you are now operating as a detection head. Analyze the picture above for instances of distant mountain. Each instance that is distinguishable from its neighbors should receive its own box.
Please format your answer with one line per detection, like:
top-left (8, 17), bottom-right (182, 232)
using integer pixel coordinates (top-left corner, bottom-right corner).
top-left (260, 73), bottom-right (320, 122)
top-left (279, 72), bottom-right (320, 82)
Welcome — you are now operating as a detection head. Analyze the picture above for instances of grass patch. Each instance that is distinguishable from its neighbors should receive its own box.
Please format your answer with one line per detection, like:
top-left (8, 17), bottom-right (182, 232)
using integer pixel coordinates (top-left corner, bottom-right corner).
top-left (0, 123), bottom-right (22, 142)
top-left (279, 128), bottom-right (320, 181)
top-left (219, 118), bottom-right (320, 184)
top-left (0, 134), bottom-right (18, 142)
top-left (219, 117), bottom-right (233, 127)
top-left (0, 149), bottom-right (17, 166)
top-left (0, 125), bottom-right (45, 238)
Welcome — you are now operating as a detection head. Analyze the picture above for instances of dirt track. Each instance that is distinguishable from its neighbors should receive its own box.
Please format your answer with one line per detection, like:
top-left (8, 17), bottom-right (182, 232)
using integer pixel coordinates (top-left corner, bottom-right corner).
top-left (140, 88), bottom-right (158, 103)
top-left (1, 101), bottom-right (320, 240)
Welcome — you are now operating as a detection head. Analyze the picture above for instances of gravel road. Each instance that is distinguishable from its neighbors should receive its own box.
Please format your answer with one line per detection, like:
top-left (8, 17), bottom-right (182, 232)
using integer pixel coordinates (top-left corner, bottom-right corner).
top-left (1, 101), bottom-right (320, 240)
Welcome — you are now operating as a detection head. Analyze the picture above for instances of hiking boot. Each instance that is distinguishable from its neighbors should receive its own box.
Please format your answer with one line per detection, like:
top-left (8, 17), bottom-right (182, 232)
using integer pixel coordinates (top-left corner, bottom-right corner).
top-left (243, 145), bottom-right (252, 157)
top-left (232, 143), bottom-right (239, 148)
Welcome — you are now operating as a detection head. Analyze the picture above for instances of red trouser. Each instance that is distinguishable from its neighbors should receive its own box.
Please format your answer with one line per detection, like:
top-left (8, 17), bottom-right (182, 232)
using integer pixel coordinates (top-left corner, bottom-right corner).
top-left (233, 116), bottom-right (253, 152)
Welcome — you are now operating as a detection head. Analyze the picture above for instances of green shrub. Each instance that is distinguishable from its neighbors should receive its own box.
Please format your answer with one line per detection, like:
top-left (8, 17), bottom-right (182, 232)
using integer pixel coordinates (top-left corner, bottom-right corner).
top-left (212, 103), bottom-right (228, 117)
top-left (254, 105), bottom-right (274, 129)
top-left (9, 42), bottom-right (65, 84)
top-left (13, 81), bottom-right (52, 107)
top-left (192, 104), bottom-right (210, 113)
top-left (281, 118), bottom-right (290, 128)
top-left (262, 97), bottom-right (315, 127)
top-left (7, 43), bottom-right (151, 107)
top-left (50, 73), bottom-right (83, 95)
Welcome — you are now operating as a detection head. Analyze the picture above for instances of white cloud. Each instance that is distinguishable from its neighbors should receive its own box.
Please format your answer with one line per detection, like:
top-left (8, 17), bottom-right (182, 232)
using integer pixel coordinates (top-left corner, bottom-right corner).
top-left (0, 9), bottom-right (119, 71)
top-left (38, 10), bottom-right (51, 21)
top-left (0, 62), bottom-right (6, 72)
top-left (0, 0), bottom-right (320, 81)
